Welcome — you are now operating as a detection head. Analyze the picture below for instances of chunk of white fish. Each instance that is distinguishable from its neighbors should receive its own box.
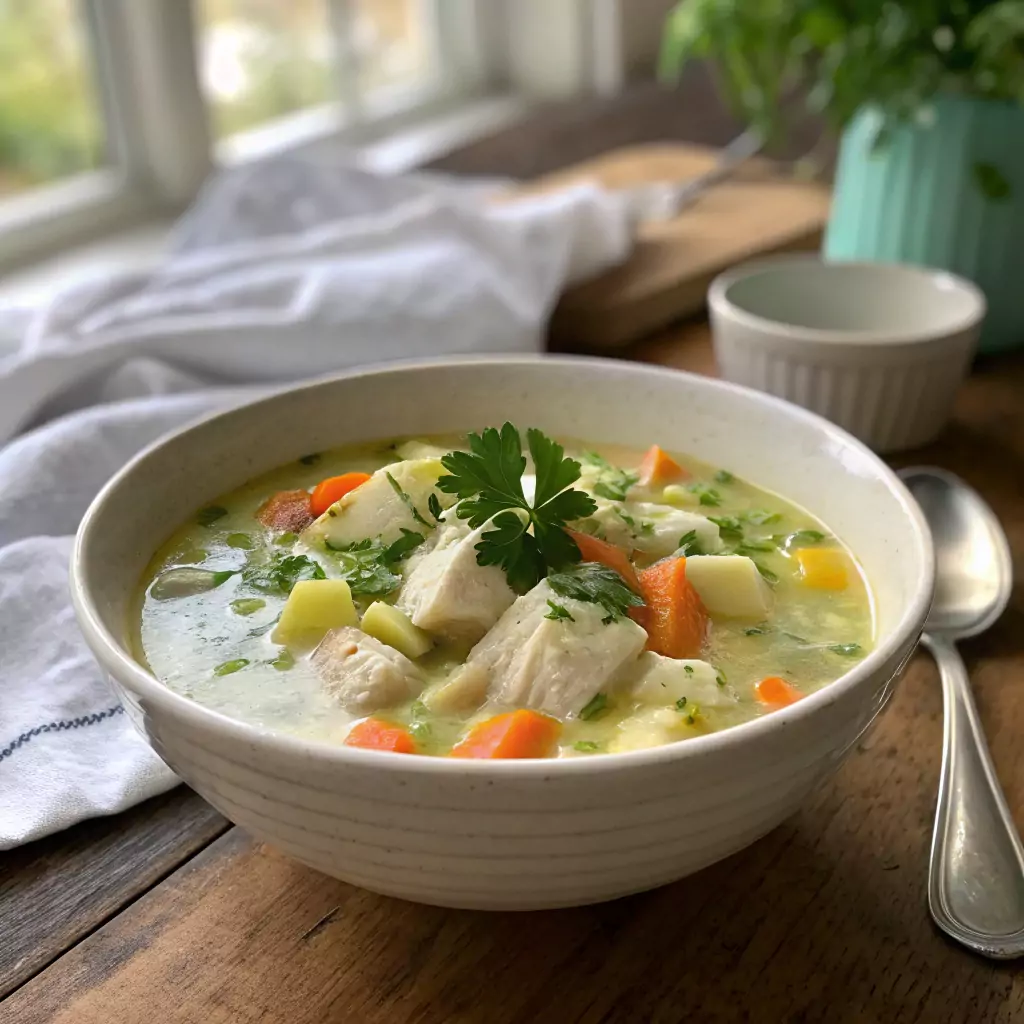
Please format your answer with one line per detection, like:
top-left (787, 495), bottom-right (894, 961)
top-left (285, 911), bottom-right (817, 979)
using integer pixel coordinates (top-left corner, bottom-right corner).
top-left (312, 626), bottom-right (424, 713)
top-left (455, 580), bottom-right (647, 719)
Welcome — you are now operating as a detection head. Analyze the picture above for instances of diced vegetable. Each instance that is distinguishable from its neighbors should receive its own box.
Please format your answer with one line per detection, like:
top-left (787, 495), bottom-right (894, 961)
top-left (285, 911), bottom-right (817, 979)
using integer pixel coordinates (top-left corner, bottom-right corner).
top-left (345, 718), bottom-right (417, 753)
top-left (634, 557), bottom-right (708, 659)
top-left (683, 554), bottom-right (772, 620)
top-left (361, 601), bottom-right (433, 659)
top-left (449, 709), bottom-right (562, 759)
top-left (256, 489), bottom-right (314, 532)
top-left (271, 578), bottom-right (358, 648)
top-left (566, 529), bottom-right (641, 591)
top-left (638, 444), bottom-right (687, 486)
top-left (661, 484), bottom-right (699, 507)
top-left (795, 547), bottom-right (849, 590)
top-left (310, 472), bottom-right (371, 517)
top-left (755, 676), bottom-right (803, 708)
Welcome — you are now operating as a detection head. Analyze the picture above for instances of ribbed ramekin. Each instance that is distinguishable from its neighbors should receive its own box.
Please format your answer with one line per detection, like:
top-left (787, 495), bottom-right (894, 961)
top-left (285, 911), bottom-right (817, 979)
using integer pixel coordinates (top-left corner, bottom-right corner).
top-left (709, 258), bottom-right (986, 453)
top-left (71, 357), bottom-right (933, 909)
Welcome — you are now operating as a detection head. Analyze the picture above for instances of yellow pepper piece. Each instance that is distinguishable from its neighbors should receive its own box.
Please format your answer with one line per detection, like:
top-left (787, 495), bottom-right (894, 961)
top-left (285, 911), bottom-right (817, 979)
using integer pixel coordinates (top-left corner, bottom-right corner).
top-left (795, 547), bottom-right (850, 590)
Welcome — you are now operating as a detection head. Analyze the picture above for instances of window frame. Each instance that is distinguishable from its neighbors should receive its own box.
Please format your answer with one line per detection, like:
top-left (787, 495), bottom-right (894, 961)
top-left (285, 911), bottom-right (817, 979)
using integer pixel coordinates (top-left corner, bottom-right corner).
top-left (0, 0), bottom-right (636, 275)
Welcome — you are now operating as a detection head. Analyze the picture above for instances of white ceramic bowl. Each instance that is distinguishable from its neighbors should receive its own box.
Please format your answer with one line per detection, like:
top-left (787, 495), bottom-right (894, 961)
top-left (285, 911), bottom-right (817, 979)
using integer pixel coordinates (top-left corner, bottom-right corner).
top-left (709, 257), bottom-right (986, 453)
top-left (71, 357), bottom-right (933, 910)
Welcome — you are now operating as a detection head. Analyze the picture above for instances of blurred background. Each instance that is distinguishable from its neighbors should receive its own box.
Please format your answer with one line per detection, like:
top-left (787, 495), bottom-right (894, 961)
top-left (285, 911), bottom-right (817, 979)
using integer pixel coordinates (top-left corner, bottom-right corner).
top-left (0, 0), bottom-right (688, 285)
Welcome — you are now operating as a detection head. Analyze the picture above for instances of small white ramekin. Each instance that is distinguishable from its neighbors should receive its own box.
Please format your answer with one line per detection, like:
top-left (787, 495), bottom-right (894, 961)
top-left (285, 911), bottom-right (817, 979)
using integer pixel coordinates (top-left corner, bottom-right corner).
top-left (709, 257), bottom-right (986, 453)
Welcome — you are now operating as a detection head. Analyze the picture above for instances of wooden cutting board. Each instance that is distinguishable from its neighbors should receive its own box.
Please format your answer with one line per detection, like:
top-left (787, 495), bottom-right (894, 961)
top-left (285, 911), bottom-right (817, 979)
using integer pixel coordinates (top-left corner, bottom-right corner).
top-left (523, 143), bottom-right (831, 350)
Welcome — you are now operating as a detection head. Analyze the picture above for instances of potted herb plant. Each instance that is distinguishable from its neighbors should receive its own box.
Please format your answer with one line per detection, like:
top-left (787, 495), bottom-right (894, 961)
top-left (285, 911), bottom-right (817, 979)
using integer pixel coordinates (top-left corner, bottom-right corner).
top-left (661, 1), bottom-right (1024, 352)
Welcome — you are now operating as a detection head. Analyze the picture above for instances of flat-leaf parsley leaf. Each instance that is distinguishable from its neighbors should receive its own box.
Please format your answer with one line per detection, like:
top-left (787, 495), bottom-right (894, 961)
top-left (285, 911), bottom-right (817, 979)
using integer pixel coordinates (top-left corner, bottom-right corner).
top-left (547, 563), bottom-right (644, 622)
top-left (437, 424), bottom-right (597, 592)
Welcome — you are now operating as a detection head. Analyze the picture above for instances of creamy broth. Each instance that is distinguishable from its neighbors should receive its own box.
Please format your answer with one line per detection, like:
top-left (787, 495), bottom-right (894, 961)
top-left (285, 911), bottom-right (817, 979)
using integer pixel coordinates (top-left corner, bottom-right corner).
top-left (137, 431), bottom-right (873, 758)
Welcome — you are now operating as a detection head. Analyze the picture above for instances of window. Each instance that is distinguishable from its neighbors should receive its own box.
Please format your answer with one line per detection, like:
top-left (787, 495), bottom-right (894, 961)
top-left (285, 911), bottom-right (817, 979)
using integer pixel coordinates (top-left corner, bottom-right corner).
top-left (0, 0), bottom-right (104, 197)
top-left (0, 0), bottom-right (634, 273)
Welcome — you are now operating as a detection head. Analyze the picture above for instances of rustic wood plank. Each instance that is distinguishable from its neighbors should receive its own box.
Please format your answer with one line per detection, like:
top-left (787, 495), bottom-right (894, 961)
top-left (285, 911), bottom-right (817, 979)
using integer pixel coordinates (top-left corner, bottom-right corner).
top-left (7, 331), bottom-right (1024, 1024)
top-left (0, 787), bottom-right (227, 999)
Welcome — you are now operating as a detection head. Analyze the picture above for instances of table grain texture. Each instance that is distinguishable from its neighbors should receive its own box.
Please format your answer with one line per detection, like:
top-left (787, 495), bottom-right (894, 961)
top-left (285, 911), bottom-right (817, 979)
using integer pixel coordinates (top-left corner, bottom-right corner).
top-left (3, 79), bottom-right (1024, 1024)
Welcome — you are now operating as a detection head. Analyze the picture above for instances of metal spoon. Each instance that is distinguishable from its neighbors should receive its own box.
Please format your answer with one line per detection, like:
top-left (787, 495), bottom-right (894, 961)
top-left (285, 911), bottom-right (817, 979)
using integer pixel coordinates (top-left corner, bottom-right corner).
top-left (900, 467), bottom-right (1024, 958)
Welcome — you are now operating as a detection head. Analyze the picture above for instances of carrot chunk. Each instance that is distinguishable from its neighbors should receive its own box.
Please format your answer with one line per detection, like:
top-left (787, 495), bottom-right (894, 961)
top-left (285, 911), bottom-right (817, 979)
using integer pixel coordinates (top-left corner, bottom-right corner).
top-left (638, 444), bottom-right (687, 486)
top-left (633, 557), bottom-right (708, 659)
top-left (256, 489), bottom-right (314, 532)
top-left (310, 472), bottom-right (371, 517)
top-left (567, 529), bottom-right (641, 591)
top-left (449, 710), bottom-right (562, 759)
top-left (755, 676), bottom-right (803, 708)
top-left (795, 547), bottom-right (849, 591)
top-left (345, 718), bottom-right (417, 754)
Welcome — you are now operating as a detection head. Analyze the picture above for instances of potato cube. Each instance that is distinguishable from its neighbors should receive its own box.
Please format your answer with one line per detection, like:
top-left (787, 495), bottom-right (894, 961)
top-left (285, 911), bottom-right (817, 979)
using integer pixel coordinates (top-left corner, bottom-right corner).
top-left (361, 601), bottom-right (433, 660)
top-left (683, 554), bottom-right (771, 620)
top-left (271, 579), bottom-right (358, 649)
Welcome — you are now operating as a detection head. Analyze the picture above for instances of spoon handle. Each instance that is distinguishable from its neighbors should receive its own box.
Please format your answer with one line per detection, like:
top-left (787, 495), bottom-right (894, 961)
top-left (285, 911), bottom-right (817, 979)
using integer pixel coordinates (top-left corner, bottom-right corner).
top-left (923, 633), bottom-right (1024, 958)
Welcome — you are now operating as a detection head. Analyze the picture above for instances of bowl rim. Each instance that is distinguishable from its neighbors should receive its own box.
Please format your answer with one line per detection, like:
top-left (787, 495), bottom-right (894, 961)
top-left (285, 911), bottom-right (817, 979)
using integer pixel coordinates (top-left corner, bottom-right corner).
top-left (709, 255), bottom-right (987, 348)
top-left (70, 354), bottom-right (935, 777)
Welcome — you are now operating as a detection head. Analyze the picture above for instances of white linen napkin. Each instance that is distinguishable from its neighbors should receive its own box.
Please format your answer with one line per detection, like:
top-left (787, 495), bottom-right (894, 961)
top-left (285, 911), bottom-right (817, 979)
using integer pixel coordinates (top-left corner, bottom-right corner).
top-left (0, 152), bottom-right (640, 849)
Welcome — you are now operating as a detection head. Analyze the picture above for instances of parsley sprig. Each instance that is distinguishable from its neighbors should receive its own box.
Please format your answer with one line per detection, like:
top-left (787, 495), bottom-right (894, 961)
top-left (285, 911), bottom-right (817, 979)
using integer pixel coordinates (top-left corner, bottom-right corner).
top-left (437, 423), bottom-right (597, 592)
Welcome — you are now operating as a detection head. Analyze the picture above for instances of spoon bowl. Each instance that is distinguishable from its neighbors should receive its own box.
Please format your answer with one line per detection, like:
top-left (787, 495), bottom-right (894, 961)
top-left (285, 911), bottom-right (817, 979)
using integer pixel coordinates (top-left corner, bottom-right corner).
top-left (903, 468), bottom-right (1012, 638)
top-left (900, 466), bottom-right (1024, 960)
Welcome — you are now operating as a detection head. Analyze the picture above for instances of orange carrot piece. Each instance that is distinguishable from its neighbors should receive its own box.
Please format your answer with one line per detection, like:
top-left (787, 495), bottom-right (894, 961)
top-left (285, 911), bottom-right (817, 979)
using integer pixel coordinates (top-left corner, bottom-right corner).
top-left (256, 489), bottom-right (314, 532)
top-left (634, 557), bottom-right (708, 659)
top-left (567, 529), bottom-right (641, 591)
top-left (755, 676), bottom-right (803, 708)
top-left (449, 709), bottom-right (562, 759)
top-left (638, 444), bottom-right (687, 486)
top-left (310, 472), bottom-right (371, 518)
top-left (345, 718), bottom-right (417, 754)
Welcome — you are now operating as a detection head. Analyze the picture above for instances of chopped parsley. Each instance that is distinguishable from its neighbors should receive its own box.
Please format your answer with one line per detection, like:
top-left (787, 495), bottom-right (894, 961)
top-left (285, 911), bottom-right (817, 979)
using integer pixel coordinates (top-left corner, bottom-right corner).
top-left (715, 469), bottom-right (735, 484)
top-left (544, 601), bottom-right (576, 623)
top-left (579, 692), bottom-right (610, 721)
top-left (683, 704), bottom-right (700, 726)
top-left (707, 515), bottom-right (743, 542)
top-left (270, 649), bottom-right (294, 671)
top-left (744, 625), bottom-right (770, 636)
top-left (427, 493), bottom-right (445, 523)
top-left (242, 553), bottom-right (325, 594)
top-left (386, 472), bottom-right (431, 529)
top-left (583, 451), bottom-right (638, 502)
top-left (828, 642), bottom-right (862, 656)
top-left (437, 424), bottom-right (597, 592)
top-left (754, 561), bottom-right (779, 585)
top-left (226, 533), bottom-right (254, 550)
top-left (298, 453), bottom-right (321, 466)
top-left (547, 563), bottom-right (644, 622)
top-left (736, 539), bottom-right (777, 554)
top-left (230, 597), bottom-right (266, 616)
top-left (743, 509), bottom-right (782, 526)
top-left (616, 508), bottom-right (654, 537)
top-left (675, 696), bottom-right (688, 710)
top-left (384, 528), bottom-right (426, 562)
top-left (780, 529), bottom-right (827, 549)
top-left (196, 506), bottom-right (227, 527)
top-left (715, 670), bottom-right (727, 687)
top-left (274, 531), bottom-right (298, 546)
top-left (689, 483), bottom-right (722, 507)
top-left (574, 740), bottom-right (601, 753)
top-left (683, 665), bottom-right (694, 675)
top-left (213, 658), bottom-right (249, 677)
top-left (677, 529), bottom-right (703, 556)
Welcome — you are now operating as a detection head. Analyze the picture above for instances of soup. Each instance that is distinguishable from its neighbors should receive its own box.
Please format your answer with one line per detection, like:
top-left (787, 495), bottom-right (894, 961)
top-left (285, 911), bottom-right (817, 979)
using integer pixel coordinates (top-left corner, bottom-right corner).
top-left (137, 424), bottom-right (873, 758)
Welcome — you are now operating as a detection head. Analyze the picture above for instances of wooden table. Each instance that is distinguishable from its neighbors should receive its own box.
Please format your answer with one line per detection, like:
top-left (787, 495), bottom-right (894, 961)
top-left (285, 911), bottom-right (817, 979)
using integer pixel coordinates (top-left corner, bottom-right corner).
top-left (4, 88), bottom-right (1024, 1024)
